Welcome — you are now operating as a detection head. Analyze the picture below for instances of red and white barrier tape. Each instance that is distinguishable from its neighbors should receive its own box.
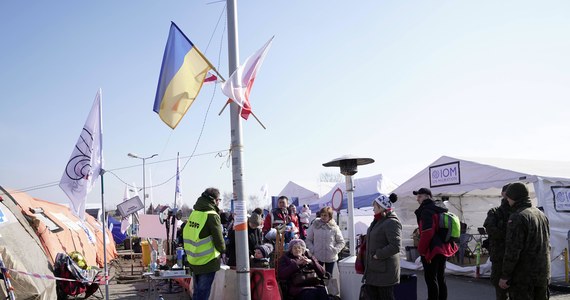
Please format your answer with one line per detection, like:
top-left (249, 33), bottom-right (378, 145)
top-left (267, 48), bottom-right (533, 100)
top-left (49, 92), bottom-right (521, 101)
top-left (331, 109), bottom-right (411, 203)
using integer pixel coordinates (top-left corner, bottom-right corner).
top-left (0, 267), bottom-right (108, 285)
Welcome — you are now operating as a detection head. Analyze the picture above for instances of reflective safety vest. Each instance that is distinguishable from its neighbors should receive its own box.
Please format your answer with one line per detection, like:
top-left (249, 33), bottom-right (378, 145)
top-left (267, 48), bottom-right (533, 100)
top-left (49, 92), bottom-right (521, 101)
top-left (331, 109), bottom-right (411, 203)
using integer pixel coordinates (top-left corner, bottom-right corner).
top-left (183, 210), bottom-right (220, 265)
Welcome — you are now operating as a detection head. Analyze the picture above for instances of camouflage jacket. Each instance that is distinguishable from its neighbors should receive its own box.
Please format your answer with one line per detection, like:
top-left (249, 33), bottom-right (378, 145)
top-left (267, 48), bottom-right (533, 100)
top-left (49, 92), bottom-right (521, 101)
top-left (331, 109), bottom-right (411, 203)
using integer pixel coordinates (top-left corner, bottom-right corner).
top-left (501, 198), bottom-right (550, 286)
top-left (483, 199), bottom-right (512, 263)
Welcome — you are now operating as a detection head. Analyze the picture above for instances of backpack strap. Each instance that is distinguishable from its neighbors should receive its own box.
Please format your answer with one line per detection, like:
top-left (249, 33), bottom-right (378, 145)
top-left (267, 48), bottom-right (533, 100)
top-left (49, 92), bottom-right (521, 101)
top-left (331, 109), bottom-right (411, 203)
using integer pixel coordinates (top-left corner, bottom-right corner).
top-left (442, 213), bottom-right (452, 242)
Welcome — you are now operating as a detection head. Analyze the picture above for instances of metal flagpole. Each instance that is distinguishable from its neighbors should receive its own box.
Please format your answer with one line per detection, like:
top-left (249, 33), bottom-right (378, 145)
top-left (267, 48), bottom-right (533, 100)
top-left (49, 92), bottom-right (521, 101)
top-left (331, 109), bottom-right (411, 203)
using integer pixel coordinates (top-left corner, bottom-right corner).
top-left (227, 0), bottom-right (251, 299)
top-left (100, 172), bottom-right (109, 299)
top-left (99, 89), bottom-right (109, 300)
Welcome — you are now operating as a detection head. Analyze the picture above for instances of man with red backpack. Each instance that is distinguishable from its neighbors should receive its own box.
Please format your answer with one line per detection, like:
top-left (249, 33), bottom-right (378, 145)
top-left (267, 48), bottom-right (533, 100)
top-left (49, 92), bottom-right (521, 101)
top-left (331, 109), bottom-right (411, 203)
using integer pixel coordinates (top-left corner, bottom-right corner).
top-left (414, 188), bottom-right (458, 300)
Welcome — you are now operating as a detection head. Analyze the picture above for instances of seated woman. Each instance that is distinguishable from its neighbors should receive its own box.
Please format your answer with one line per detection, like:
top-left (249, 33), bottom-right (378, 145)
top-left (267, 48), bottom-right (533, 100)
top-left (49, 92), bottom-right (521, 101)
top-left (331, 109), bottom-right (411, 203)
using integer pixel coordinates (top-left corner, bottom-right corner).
top-left (278, 239), bottom-right (329, 300)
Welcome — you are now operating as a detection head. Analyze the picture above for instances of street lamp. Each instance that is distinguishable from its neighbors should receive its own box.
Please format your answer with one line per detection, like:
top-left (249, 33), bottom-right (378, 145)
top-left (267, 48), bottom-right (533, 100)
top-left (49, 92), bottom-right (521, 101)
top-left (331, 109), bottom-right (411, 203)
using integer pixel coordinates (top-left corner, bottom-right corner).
top-left (128, 153), bottom-right (158, 212)
top-left (323, 154), bottom-right (374, 256)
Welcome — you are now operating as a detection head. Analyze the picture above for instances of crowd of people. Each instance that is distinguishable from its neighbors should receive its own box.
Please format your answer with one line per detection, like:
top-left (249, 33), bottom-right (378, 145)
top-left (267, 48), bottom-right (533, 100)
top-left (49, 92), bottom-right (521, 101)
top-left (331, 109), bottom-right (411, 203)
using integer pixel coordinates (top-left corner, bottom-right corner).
top-left (181, 181), bottom-right (551, 300)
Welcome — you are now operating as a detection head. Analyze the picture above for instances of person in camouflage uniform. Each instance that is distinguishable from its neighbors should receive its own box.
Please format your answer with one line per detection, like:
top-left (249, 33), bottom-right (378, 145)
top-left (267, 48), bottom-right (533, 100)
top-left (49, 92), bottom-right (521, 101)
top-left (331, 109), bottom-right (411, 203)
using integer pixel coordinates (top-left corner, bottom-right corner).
top-left (499, 182), bottom-right (550, 300)
top-left (483, 184), bottom-right (512, 300)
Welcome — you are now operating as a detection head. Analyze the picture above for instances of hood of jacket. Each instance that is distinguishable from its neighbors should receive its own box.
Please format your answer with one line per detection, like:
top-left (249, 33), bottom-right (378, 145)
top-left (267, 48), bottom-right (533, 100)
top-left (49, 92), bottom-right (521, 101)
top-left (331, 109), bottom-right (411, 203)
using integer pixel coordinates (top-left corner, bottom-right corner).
top-left (511, 197), bottom-right (532, 211)
top-left (193, 195), bottom-right (219, 213)
top-left (414, 198), bottom-right (447, 219)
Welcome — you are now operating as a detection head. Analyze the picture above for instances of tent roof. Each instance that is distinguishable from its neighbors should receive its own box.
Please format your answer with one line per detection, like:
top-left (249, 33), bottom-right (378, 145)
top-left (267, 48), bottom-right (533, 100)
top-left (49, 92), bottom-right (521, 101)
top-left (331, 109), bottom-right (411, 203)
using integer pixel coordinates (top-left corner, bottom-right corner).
top-left (310, 173), bottom-right (398, 210)
top-left (4, 188), bottom-right (117, 268)
top-left (0, 186), bottom-right (57, 298)
top-left (278, 181), bottom-right (336, 205)
top-left (393, 155), bottom-right (570, 197)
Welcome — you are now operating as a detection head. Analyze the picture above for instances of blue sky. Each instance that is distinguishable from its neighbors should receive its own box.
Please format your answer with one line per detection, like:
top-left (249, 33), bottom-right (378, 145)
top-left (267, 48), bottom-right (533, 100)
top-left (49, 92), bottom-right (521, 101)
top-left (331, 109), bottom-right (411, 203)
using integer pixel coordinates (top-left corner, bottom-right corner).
top-left (1, 1), bottom-right (569, 210)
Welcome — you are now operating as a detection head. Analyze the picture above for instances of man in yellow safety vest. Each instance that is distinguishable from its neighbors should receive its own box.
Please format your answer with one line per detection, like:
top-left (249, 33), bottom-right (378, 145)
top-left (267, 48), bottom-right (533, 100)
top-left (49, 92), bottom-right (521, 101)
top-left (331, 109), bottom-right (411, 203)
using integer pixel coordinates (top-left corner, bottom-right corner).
top-left (183, 187), bottom-right (226, 300)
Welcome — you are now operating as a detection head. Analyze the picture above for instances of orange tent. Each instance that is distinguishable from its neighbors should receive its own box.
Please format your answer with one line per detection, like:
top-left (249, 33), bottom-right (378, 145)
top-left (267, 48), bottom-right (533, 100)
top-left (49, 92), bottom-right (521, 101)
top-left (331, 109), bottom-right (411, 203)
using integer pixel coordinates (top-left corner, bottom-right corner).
top-left (7, 189), bottom-right (117, 268)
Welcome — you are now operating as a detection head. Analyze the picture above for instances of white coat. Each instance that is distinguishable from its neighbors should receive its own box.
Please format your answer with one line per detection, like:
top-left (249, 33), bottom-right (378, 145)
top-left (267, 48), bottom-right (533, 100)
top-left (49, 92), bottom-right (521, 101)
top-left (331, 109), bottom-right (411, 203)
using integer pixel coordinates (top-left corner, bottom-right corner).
top-left (305, 218), bottom-right (345, 263)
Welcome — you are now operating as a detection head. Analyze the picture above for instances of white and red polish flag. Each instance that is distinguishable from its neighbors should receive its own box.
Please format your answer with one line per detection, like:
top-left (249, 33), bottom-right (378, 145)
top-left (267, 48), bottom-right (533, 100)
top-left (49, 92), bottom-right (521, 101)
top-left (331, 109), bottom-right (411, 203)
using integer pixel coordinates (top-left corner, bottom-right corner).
top-left (221, 36), bottom-right (274, 120)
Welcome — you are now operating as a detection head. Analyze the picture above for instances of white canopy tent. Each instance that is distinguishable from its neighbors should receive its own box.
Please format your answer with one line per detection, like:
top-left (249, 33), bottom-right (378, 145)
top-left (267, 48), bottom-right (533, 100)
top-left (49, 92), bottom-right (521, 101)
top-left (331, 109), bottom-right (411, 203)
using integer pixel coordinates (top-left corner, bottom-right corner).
top-left (278, 180), bottom-right (337, 207)
top-left (309, 174), bottom-right (398, 211)
top-left (309, 174), bottom-right (398, 236)
top-left (392, 155), bottom-right (570, 279)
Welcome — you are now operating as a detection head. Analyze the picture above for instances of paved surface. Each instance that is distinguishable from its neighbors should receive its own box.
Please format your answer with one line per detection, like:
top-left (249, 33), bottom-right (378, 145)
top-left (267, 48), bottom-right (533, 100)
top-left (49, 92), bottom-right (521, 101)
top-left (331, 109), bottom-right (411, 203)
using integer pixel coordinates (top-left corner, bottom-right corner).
top-left (104, 272), bottom-right (570, 299)
top-left (414, 271), bottom-right (570, 300)
top-left (104, 257), bottom-right (570, 300)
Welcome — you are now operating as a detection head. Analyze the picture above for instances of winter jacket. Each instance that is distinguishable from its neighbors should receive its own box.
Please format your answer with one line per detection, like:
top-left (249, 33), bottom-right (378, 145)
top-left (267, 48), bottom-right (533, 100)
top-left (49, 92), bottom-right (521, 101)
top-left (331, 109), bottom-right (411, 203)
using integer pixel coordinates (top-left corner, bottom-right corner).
top-left (262, 208), bottom-right (290, 235)
top-left (226, 226), bottom-right (263, 267)
top-left (185, 195), bottom-right (225, 275)
top-left (414, 198), bottom-right (458, 261)
top-left (305, 218), bottom-right (345, 263)
top-left (299, 209), bottom-right (311, 225)
top-left (484, 198), bottom-right (512, 263)
top-left (501, 197), bottom-right (550, 288)
top-left (363, 211), bottom-right (402, 287)
top-left (278, 250), bottom-right (326, 298)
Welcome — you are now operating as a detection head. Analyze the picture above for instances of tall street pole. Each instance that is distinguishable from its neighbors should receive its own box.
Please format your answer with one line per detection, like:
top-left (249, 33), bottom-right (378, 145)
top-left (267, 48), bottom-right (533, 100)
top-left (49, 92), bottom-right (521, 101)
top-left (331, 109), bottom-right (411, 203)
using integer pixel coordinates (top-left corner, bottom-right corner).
top-left (142, 158), bottom-right (146, 211)
top-left (227, 0), bottom-right (251, 298)
top-left (128, 153), bottom-right (157, 213)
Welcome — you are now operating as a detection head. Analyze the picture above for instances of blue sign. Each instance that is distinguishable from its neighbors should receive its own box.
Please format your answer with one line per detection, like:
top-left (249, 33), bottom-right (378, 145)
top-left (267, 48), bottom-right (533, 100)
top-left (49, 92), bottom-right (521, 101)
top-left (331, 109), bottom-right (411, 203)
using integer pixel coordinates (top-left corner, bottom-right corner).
top-left (0, 207), bottom-right (7, 224)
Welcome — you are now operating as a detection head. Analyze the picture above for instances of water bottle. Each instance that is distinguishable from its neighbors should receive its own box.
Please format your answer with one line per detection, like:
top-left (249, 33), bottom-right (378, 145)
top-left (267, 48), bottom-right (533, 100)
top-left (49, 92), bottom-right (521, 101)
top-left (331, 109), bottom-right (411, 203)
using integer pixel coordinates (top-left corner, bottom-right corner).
top-left (150, 249), bottom-right (158, 272)
top-left (176, 247), bottom-right (184, 268)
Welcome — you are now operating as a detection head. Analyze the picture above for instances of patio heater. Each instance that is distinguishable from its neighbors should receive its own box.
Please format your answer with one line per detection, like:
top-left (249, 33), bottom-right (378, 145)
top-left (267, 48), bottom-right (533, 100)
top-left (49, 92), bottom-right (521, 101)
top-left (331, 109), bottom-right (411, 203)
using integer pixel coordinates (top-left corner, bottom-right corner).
top-left (323, 155), bottom-right (374, 256)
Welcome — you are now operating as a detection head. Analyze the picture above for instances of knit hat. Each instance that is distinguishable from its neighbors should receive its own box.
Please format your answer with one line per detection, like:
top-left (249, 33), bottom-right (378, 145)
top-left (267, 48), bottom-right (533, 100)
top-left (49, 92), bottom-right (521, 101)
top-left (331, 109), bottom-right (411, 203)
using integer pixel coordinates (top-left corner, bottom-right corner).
top-left (501, 183), bottom-right (511, 193)
top-left (374, 193), bottom-right (398, 210)
top-left (505, 182), bottom-right (529, 201)
top-left (248, 212), bottom-right (262, 227)
top-left (255, 243), bottom-right (274, 258)
top-left (375, 194), bottom-right (392, 210)
top-left (288, 239), bottom-right (306, 252)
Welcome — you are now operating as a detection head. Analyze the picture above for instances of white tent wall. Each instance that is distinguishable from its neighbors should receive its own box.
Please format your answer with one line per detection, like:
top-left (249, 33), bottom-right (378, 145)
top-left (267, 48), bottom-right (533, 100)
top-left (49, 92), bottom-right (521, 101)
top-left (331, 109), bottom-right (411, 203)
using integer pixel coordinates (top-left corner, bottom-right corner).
top-left (395, 189), bottom-right (537, 258)
top-left (392, 155), bottom-right (570, 279)
top-left (535, 177), bottom-right (570, 280)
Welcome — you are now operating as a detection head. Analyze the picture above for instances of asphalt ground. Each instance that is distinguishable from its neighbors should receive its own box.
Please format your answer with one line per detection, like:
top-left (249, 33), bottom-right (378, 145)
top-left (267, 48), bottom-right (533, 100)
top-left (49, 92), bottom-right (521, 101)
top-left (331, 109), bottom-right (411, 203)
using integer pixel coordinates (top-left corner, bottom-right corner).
top-left (414, 271), bottom-right (570, 300)
top-left (104, 272), bottom-right (570, 300)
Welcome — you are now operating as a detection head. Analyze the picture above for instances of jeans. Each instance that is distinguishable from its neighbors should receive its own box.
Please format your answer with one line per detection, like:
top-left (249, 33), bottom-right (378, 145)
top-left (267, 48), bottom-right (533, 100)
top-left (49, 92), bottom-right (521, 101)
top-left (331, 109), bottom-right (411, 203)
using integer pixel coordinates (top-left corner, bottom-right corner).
top-left (193, 271), bottom-right (216, 300)
top-left (421, 254), bottom-right (447, 300)
top-left (318, 261), bottom-right (335, 276)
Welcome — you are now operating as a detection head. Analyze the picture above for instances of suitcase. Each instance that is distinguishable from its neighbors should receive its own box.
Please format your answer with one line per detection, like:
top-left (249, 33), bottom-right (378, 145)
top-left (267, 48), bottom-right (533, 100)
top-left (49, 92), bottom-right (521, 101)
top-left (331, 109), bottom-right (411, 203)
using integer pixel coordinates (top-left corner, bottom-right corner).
top-left (395, 273), bottom-right (417, 300)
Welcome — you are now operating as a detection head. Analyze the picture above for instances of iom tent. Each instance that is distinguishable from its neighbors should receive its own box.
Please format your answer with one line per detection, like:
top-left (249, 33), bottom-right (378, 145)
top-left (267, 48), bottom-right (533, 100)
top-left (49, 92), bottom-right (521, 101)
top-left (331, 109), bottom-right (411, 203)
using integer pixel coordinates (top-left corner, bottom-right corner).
top-left (0, 186), bottom-right (57, 299)
top-left (392, 155), bottom-right (570, 279)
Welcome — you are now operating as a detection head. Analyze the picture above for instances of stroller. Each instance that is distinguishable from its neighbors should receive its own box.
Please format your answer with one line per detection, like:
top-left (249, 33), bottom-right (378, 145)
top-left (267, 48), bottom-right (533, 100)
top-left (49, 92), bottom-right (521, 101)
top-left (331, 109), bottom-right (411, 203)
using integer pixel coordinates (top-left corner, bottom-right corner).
top-left (53, 253), bottom-right (102, 299)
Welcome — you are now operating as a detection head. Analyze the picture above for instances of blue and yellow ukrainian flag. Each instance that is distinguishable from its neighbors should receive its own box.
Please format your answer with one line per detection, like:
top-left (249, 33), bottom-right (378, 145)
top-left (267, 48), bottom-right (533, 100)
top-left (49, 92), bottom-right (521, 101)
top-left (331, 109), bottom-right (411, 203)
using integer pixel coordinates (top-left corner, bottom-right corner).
top-left (153, 22), bottom-right (213, 129)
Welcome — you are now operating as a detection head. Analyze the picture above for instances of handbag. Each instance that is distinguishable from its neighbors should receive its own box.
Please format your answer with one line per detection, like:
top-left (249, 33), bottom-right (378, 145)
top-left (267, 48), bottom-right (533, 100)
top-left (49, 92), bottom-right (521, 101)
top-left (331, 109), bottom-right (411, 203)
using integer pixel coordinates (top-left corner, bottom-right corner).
top-left (355, 235), bottom-right (366, 274)
top-left (291, 266), bottom-right (321, 287)
top-left (359, 284), bottom-right (371, 300)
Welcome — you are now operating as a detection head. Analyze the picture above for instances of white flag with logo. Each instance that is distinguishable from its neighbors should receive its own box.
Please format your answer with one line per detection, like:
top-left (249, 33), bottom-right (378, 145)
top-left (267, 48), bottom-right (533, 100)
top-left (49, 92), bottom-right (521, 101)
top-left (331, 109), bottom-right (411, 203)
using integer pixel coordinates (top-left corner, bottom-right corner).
top-left (59, 89), bottom-right (103, 220)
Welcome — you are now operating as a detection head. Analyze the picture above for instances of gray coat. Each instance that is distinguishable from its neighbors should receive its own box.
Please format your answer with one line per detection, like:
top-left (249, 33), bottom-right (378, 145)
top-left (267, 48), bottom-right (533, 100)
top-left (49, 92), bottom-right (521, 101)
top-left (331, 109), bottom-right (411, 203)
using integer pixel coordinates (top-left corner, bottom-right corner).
top-left (363, 211), bottom-right (402, 287)
top-left (306, 218), bottom-right (345, 263)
